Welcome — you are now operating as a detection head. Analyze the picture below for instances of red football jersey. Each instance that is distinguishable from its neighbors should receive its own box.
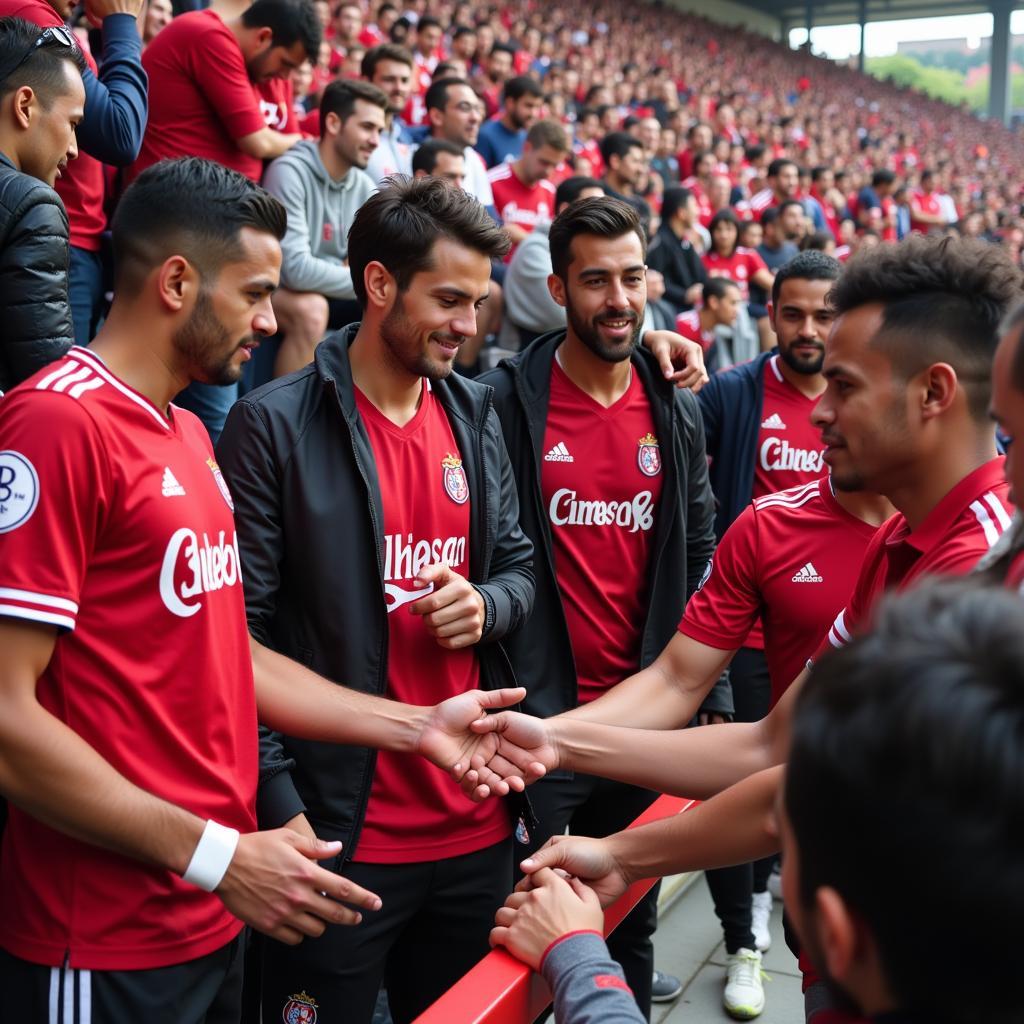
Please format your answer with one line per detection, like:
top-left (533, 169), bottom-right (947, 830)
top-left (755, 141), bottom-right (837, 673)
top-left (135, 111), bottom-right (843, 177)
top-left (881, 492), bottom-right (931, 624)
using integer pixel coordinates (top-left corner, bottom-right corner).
top-left (542, 358), bottom-right (664, 704)
top-left (488, 162), bottom-right (556, 258)
top-left (352, 384), bottom-right (510, 863)
top-left (752, 355), bottom-right (825, 499)
top-left (821, 459), bottom-right (1012, 656)
top-left (131, 11), bottom-right (267, 183)
top-left (679, 477), bottom-right (880, 704)
top-left (701, 246), bottom-right (767, 302)
top-left (674, 309), bottom-right (715, 354)
top-left (0, 349), bottom-right (257, 970)
top-left (910, 189), bottom-right (943, 234)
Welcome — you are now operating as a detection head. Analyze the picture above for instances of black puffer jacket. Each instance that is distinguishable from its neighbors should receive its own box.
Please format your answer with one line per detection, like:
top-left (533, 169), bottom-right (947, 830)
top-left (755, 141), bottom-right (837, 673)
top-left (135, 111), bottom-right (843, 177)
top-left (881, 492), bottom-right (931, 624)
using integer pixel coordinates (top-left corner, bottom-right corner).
top-left (0, 152), bottom-right (74, 393)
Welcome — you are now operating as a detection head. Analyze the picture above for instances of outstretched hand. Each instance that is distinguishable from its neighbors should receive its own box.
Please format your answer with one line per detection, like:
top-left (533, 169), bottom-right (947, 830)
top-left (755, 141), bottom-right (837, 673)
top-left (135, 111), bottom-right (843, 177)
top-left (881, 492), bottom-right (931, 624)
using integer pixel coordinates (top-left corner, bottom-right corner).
top-left (458, 710), bottom-right (560, 801)
top-left (643, 330), bottom-right (710, 392)
top-left (518, 834), bottom-right (632, 907)
top-left (490, 867), bottom-right (604, 971)
top-left (415, 688), bottom-right (552, 799)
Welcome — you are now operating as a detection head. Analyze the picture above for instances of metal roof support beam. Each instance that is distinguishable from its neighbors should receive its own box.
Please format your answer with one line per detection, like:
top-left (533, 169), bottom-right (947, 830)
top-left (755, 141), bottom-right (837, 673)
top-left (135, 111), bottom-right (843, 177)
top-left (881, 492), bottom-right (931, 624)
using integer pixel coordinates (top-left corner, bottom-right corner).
top-left (858, 0), bottom-right (868, 71)
top-left (989, 1), bottom-right (1013, 124)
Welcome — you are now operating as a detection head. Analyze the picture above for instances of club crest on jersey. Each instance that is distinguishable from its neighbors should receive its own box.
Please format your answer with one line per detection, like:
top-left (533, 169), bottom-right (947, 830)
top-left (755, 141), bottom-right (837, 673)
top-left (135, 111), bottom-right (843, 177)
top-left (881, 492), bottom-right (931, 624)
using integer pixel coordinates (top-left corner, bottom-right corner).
top-left (206, 457), bottom-right (234, 511)
top-left (442, 453), bottom-right (469, 505)
top-left (0, 450), bottom-right (39, 533)
top-left (282, 992), bottom-right (318, 1024)
top-left (637, 433), bottom-right (661, 477)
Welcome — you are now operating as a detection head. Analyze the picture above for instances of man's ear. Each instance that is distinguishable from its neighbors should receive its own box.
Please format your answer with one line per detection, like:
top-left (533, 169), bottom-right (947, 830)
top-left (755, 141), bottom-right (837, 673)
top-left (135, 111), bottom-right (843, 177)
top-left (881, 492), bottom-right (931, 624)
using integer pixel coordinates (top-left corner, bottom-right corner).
top-left (12, 85), bottom-right (36, 131)
top-left (363, 260), bottom-right (394, 311)
top-left (157, 255), bottom-right (198, 313)
top-left (547, 272), bottom-right (567, 309)
top-left (815, 885), bottom-right (861, 987)
top-left (919, 362), bottom-right (959, 421)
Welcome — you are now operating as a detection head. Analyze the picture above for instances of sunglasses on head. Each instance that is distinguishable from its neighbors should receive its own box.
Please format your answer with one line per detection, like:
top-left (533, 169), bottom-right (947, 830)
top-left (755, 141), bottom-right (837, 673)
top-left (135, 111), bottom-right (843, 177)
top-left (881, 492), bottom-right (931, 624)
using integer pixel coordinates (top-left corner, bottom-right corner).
top-left (2, 25), bottom-right (77, 82)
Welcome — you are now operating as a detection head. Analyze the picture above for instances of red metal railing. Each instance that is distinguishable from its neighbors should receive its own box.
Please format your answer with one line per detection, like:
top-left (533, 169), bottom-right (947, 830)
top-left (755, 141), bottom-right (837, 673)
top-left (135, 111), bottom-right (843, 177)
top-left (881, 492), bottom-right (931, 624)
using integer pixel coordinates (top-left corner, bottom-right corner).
top-left (414, 794), bottom-right (698, 1024)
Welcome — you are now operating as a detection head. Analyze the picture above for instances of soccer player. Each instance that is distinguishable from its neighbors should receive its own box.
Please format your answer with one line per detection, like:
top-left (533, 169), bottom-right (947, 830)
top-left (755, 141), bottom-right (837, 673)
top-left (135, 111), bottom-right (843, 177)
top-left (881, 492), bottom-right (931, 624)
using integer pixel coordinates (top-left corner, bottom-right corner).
top-left (491, 581), bottom-right (1024, 1024)
top-left (488, 119), bottom-right (568, 255)
top-left (469, 233), bottom-right (1020, 1016)
top-left (216, 176), bottom-right (535, 1024)
top-left (479, 196), bottom-right (728, 1015)
top-left (0, 158), bottom-right (535, 1023)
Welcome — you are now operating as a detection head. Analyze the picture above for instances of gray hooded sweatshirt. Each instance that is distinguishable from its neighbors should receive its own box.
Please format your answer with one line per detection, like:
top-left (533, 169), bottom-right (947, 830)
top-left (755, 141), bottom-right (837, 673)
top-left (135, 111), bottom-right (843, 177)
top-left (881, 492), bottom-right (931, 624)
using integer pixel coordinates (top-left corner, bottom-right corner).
top-left (262, 139), bottom-right (376, 299)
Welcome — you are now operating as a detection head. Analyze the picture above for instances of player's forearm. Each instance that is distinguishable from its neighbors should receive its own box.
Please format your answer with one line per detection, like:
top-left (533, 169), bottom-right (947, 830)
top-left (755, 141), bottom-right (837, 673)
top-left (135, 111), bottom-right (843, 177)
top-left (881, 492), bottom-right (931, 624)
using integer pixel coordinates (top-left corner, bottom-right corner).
top-left (548, 717), bottom-right (777, 799)
top-left (251, 638), bottom-right (427, 753)
top-left (561, 662), bottom-right (703, 729)
top-left (606, 766), bottom-right (784, 882)
top-left (0, 690), bottom-right (205, 874)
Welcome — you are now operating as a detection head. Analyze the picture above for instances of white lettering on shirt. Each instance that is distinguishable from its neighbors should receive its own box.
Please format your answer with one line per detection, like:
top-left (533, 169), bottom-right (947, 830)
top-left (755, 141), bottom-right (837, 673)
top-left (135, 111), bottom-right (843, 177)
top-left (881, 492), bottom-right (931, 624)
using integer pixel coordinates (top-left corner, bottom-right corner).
top-left (759, 437), bottom-right (824, 474)
top-left (159, 528), bottom-right (241, 618)
top-left (548, 488), bottom-right (655, 533)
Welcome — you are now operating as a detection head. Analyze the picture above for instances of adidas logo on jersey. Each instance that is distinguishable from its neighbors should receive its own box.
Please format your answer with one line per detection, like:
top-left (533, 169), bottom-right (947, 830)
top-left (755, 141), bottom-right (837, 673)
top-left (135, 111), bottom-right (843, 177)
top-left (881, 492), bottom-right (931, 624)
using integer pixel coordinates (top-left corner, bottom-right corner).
top-left (792, 562), bottom-right (824, 583)
top-left (761, 413), bottom-right (786, 429)
top-left (544, 442), bottom-right (574, 463)
top-left (162, 467), bottom-right (186, 497)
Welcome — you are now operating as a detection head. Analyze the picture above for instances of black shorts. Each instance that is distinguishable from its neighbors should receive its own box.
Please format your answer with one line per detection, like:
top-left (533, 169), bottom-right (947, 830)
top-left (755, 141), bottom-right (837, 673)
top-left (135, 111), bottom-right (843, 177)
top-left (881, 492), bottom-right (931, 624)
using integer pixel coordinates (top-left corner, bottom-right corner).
top-left (0, 934), bottom-right (244, 1024)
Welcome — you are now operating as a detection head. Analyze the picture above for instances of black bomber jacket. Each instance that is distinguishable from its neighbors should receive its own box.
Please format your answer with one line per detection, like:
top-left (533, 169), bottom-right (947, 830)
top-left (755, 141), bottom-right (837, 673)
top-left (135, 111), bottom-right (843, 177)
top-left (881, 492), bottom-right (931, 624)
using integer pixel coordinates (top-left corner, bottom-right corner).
top-left (217, 325), bottom-right (535, 857)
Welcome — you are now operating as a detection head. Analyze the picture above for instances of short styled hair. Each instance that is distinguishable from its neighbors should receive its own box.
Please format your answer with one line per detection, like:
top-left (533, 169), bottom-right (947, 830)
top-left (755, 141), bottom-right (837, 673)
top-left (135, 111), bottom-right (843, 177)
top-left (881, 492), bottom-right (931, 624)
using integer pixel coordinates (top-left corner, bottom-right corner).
top-left (111, 158), bottom-right (286, 295)
top-left (599, 130), bottom-right (642, 166)
top-left (548, 195), bottom-right (646, 282)
top-left (0, 17), bottom-right (87, 108)
top-left (788, 580), bottom-right (1024, 1024)
top-left (319, 78), bottom-right (387, 135)
top-left (525, 118), bottom-right (567, 152)
top-left (554, 175), bottom-right (606, 210)
top-left (347, 175), bottom-right (509, 306)
top-left (502, 74), bottom-right (543, 103)
top-left (361, 41), bottom-right (413, 79)
top-left (829, 234), bottom-right (1023, 421)
top-left (411, 137), bottom-right (463, 176)
top-left (771, 249), bottom-right (841, 306)
top-left (704, 276), bottom-right (739, 302)
top-left (241, 0), bottom-right (321, 61)
top-left (424, 75), bottom-right (468, 114)
top-left (660, 187), bottom-right (693, 224)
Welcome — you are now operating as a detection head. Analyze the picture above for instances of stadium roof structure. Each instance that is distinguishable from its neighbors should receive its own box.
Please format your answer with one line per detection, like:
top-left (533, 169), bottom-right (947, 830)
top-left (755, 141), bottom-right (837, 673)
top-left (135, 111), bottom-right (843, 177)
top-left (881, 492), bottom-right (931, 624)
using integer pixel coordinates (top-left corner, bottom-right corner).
top-left (737, 0), bottom-right (1005, 30)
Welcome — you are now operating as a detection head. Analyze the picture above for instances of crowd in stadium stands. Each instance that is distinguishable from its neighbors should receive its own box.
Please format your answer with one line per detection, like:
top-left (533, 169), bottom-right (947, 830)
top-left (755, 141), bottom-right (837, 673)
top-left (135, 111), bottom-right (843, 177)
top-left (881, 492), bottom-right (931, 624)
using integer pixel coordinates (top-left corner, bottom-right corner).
top-left (2, 1), bottom-right (1024, 1023)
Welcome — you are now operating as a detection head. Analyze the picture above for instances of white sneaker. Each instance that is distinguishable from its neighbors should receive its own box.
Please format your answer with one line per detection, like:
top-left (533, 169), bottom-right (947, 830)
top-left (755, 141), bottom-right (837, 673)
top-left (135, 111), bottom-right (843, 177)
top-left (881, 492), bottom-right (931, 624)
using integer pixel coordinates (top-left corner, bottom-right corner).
top-left (751, 889), bottom-right (772, 952)
top-left (767, 863), bottom-right (783, 901)
top-left (723, 948), bottom-right (766, 1020)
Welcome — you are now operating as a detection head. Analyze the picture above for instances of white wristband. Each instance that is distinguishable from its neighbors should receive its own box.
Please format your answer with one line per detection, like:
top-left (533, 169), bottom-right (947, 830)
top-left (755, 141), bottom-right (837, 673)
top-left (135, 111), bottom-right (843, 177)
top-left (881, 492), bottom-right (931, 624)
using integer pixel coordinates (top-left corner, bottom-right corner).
top-left (182, 820), bottom-right (240, 892)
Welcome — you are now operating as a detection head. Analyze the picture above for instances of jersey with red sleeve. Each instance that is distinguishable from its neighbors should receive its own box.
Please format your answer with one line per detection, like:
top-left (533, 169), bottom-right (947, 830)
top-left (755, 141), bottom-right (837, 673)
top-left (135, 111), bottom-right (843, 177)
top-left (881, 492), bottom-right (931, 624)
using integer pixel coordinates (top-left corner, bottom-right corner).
top-left (541, 358), bottom-right (664, 704)
top-left (573, 137), bottom-right (604, 178)
top-left (674, 309), bottom-right (715, 354)
top-left (256, 75), bottom-right (299, 134)
top-left (131, 10), bottom-right (267, 182)
top-left (352, 384), bottom-right (510, 863)
top-left (701, 246), bottom-right (767, 302)
top-left (679, 477), bottom-right (879, 705)
top-left (752, 355), bottom-right (825, 499)
top-left (910, 189), bottom-right (943, 233)
top-left (0, 349), bottom-right (257, 971)
top-left (488, 163), bottom-right (556, 257)
top-left (820, 459), bottom-right (1012, 657)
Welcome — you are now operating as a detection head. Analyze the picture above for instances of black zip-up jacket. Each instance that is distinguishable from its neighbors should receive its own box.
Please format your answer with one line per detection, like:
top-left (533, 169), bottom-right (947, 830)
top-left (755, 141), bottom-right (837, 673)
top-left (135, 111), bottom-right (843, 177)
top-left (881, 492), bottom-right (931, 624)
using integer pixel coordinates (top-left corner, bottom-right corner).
top-left (478, 331), bottom-right (731, 720)
top-left (216, 325), bottom-right (536, 854)
top-left (0, 152), bottom-right (73, 392)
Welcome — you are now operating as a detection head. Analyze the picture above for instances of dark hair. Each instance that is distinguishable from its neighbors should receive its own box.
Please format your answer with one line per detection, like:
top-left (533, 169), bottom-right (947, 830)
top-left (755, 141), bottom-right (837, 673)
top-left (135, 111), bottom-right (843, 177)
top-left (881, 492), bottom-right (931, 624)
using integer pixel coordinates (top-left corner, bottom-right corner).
top-left (660, 186), bottom-right (694, 223)
top-left (554, 175), bottom-right (606, 211)
top-left (771, 249), bottom-right (840, 305)
top-left (760, 206), bottom-right (780, 227)
top-left (800, 230), bottom-right (834, 252)
top-left (1000, 299), bottom-right (1024, 394)
top-left (347, 175), bottom-right (509, 306)
top-left (489, 42), bottom-right (516, 60)
top-left (829, 234), bottom-right (1024, 422)
top-left (548, 196), bottom-right (646, 282)
top-left (703, 276), bottom-right (739, 302)
top-left (577, 105), bottom-right (599, 123)
top-left (787, 580), bottom-right (1024, 1024)
top-left (416, 15), bottom-right (442, 33)
top-left (708, 208), bottom-right (740, 256)
top-left (452, 25), bottom-right (476, 40)
top-left (319, 78), bottom-right (387, 135)
top-left (424, 75), bottom-right (469, 114)
top-left (241, 0), bottom-right (321, 61)
top-left (777, 198), bottom-right (803, 217)
top-left (502, 73), bottom-right (543, 103)
top-left (111, 158), bottom-right (286, 295)
top-left (0, 17), bottom-right (87, 107)
top-left (810, 165), bottom-right (830, 183)
top-left (767, 157), bottom-right (797, 178)
top-left (361, 41), bottom-right (412, 79)
top-left (599, 130), bottom-right (642, 166)
top-left (411, 137), bottom-right (463, 175)
top-left (525, 118), bottom-right (567, 151)
top-left (871, 168), bottom-right (896, 188)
